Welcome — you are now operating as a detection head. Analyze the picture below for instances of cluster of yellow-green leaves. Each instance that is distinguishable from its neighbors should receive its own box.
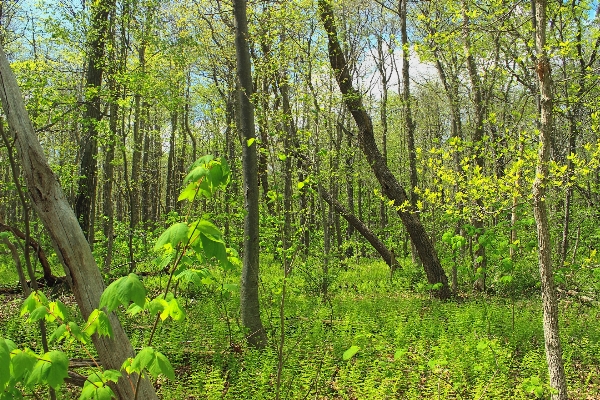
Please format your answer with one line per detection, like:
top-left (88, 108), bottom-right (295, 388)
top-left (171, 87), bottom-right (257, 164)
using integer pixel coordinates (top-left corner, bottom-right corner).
top-left (0, 155), bottom-right (236, 399)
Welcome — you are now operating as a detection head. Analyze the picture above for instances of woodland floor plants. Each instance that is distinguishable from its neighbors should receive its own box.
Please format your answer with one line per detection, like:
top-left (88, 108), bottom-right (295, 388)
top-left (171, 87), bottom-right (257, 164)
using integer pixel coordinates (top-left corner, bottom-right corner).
top-left (0, 155), bottom-right (238, 399)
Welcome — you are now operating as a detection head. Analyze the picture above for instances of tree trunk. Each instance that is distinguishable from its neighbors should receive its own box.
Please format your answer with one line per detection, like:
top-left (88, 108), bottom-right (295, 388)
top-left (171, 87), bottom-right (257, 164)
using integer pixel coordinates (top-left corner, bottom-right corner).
top-left (0, 45), bottom-right (158, 400)
top-left (75, 0), bottom-right (114, 244)
top-left (318, 0), bottom-right (451, 299)
top-left (320, 186), bottom-right (396, 269)
top-left (233, 0), bottom-right (268, 349)
top-left (130, 45), bottom-right (145, 230)
top-left (462, 3), bottom-right (487, 291)
top-left (375, 35), bottom-right (389, 230)
top-left (532, 1), bottom-right (568, 398)
top-left (166, 110), bottom-right (178, 214)
top-left (103, 91), bottom-right (117, 272)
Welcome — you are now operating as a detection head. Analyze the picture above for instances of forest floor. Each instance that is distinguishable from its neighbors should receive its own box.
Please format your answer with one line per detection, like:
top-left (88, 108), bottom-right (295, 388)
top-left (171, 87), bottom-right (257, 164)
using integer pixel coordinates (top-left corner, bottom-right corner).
top-left (1, 258), bottom-right (599, 399)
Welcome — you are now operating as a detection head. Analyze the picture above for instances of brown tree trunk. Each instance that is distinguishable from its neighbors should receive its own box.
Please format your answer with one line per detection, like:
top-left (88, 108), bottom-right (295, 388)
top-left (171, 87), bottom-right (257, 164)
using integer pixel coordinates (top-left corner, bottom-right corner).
top-left (532, 1), bottom-right (568, 398)
top-left (320, 186), bottom-right (396, 269)
top-left (0, 45), bottom-right (159, 400)
top-left (75, 0), bottom-right (114, 244)
top-left (318, 0), bottom-right (451, 299)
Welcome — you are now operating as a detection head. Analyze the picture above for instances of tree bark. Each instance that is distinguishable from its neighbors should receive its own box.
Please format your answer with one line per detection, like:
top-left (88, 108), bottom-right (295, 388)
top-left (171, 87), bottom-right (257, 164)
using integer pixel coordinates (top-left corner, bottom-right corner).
top-left (320, 186), bottom-right (396, 269)
top-left (0, 45), bottom-right (158, 400)
top-left (532, 1), bottom-right (568, 398)
top-left (75, 0), bottom-right (114, 244)
top-left (462, 2), bottom-right (487, 291)
top-left (318, 0), bottom-right (451, 299)
top-left (233, 0), bottom-right (268, 349)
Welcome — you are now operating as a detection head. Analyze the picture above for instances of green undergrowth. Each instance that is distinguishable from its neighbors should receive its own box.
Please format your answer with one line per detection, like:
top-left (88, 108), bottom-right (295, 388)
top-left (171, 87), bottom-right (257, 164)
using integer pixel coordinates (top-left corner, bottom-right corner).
top-left (1, 258), bottom-right (599, 399)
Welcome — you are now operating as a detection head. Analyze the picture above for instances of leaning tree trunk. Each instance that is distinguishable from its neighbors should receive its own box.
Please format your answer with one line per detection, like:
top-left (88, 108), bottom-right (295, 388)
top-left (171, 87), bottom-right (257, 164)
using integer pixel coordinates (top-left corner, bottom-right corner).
top-left (318, 0), bottom-right (451, 299)
top-left (0, 45), bottom-right (159, 400)
top-left (233, 0), bottom-right (268, 349)
top-left (320, 186), bottom-right (397, 269)
top-left (532, 1), bottom-right (568, 399)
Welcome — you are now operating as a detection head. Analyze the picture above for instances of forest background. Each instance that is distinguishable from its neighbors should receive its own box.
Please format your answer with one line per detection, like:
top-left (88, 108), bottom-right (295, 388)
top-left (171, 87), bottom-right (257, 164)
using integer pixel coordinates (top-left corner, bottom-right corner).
top-left (1, 0), bottom-right (600, 398)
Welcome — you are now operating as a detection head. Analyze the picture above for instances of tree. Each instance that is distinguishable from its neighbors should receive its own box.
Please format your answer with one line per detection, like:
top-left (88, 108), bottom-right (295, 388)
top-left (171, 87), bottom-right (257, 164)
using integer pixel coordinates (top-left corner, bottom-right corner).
top-left (233, 0), bottom-right (268, 348)
top-left (531, 0), bottom-right (568, 398)
top-left (75, 0), bottom-right (115, 244)
top-left (318, 0), bottom-right (451, 299)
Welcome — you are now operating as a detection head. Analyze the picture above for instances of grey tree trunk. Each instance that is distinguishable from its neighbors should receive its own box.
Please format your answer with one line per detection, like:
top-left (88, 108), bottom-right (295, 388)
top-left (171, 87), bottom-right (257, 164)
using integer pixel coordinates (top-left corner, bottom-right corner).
top-left (0, 45), bottom-right (158, 400)
top-left (233, 0), bottom-right (268, 349)
top-left (532, 1), bottom-right (568, 398)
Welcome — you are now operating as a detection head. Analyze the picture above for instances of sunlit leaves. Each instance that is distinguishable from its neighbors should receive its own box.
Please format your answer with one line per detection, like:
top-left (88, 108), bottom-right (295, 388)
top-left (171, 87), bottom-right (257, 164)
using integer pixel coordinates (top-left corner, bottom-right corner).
top-left (342, 345), bottom-right (360, 360)
top-left (181, 156), bottom-right (230, 200)
top-left (84, 310), bottom-right (113, 339)
top-left (125, 347), bottom-right (175, 380)
top-left (154, 223), bottom-right (189, 251)
top-left (100, 273), bottom-right (147, 312)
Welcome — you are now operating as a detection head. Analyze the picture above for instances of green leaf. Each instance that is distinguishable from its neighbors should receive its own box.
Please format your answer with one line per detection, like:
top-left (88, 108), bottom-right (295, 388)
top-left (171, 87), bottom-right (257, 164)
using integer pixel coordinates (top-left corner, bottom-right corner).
top-left (10, 348), bottom-right (37, 382)
top-left (68, 321), bottom-right (89, 343)
top-left (130, 347), bottom-right (174, 380)
top-left (167, 298), bottom-right (185, 321)
top-left (247, 138), bottom-right (255, 147)
top-left (101, 369), bottom-right (122, 383)
top-left (154, 223), bottom-right (189, 251)
top-left (342, 345), bottom-right (360, 360)
top-left (200, 233), bottom-right (227, 264)
top-left (130, 347), bottom-right (155, 373)
top-left (27, 306), bottom-right (48, 323)
top-left (192, 219), bottom-right (223, 239)
top-left (80, 371), bottom-right (120, 400)
top-left (21, 291), bottom-right (48, 316)
top-left (218, 158), bottom-right (230, 185)
top-left (0, 387), bottom-right (23, 400)
top-left (49, 324), bottom-right (68, 343)
top-left (0, 338), bottom-right (14, 389)
top-left (175, 269), bottom-right (211, 287)
top-left (223, 283), bottom-right (238, 293)
top-left (184, 165), bottom-right (209, 186)
top-left (84, 310), bottom-right (113, 338)
top-left (47, 301), bottom-right (70, 323)
top-left (178, 182), bottom-right (198, 202)
top-left (149, 351), bottom-right (175, 380)
top-left (27, 351), bottom-right (69, 389)
top-left (80, 381), bottom-right (115, 400)
top-left (187, 155), bottom-right (214, 171)
top-left (100, 274), bottom-right (147, 313)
